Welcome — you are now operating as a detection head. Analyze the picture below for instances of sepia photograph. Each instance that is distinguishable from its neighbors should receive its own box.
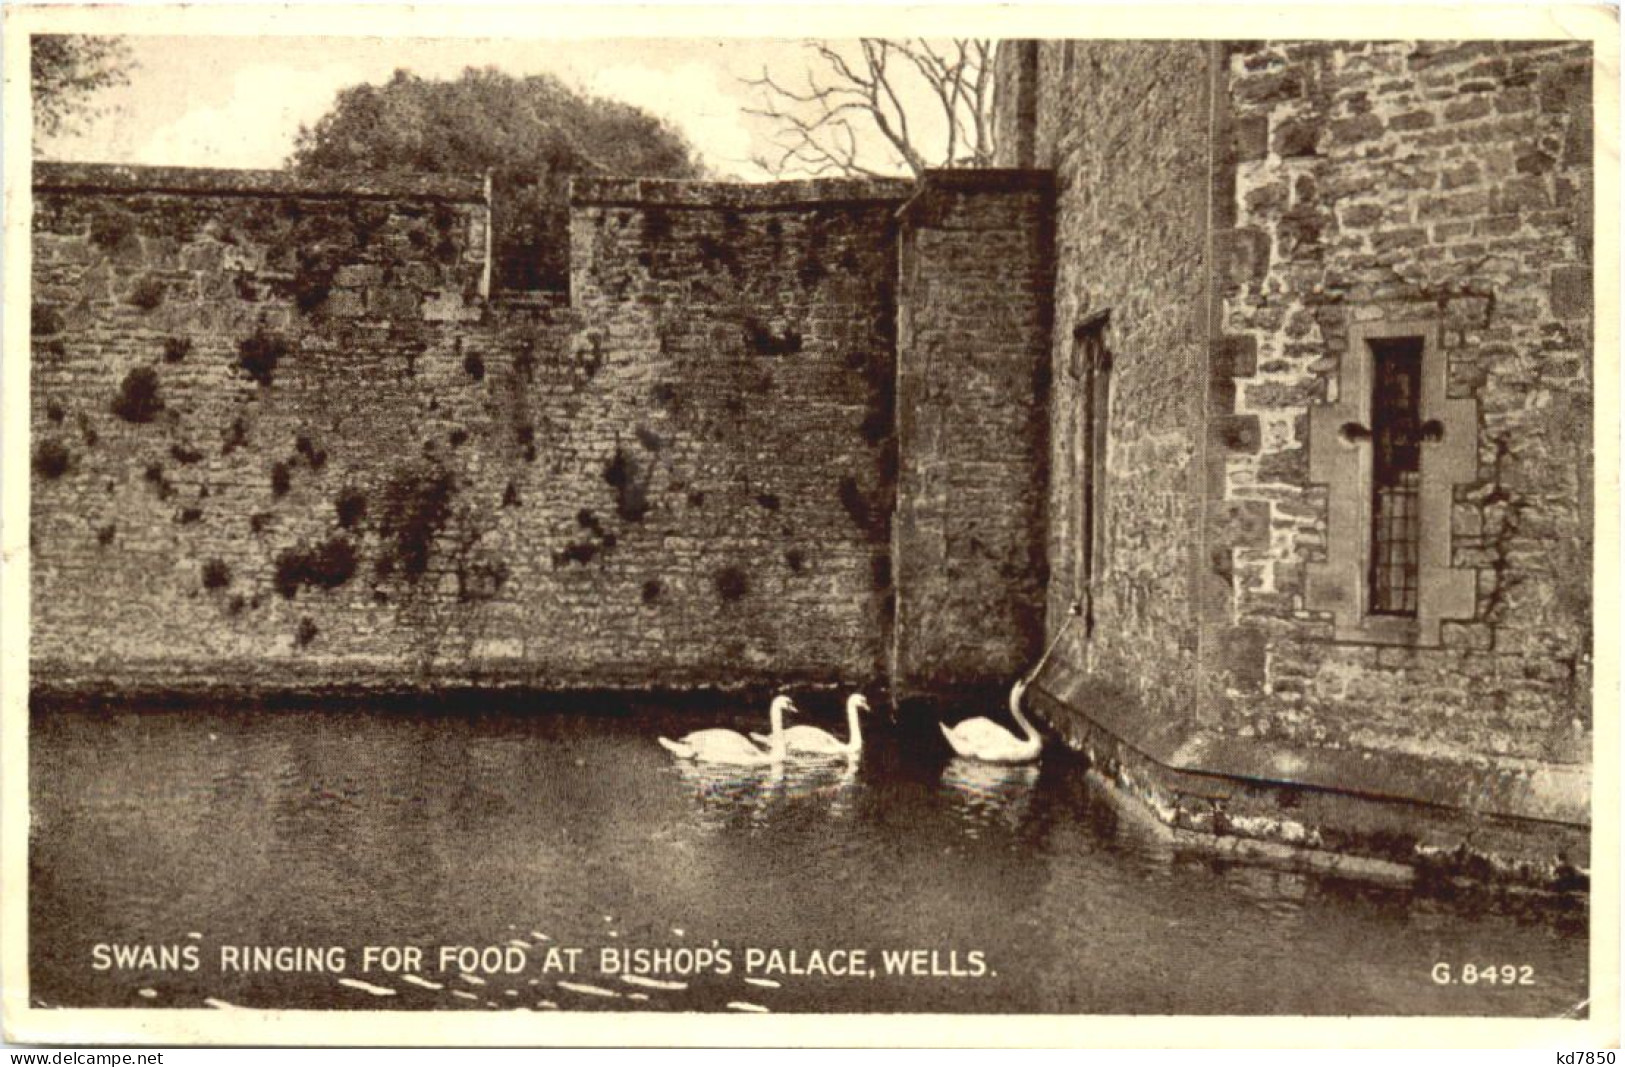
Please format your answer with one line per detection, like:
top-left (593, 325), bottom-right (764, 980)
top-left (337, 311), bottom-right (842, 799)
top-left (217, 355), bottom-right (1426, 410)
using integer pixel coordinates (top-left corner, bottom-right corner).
top-left (2, 2), bottom-right (1617, 1047)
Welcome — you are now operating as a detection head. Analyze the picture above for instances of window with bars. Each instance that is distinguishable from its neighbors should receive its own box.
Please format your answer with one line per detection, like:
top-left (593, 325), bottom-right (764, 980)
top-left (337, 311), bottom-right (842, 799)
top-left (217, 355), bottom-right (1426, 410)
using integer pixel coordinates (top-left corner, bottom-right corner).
top-left (1305, 319), bottom-right (1477, 646)
top-left (1368, 337), bottom-right (1424, 616)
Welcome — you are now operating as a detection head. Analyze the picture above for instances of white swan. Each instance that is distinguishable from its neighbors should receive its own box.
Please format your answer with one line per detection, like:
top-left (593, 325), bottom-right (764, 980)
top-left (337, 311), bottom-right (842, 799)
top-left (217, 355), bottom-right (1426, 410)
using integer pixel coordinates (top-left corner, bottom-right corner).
top-left (938, 603), bottom-right (1083, 765)
top-left (658, 696), bottom-right (796, 765)
top-left (939, 678), bottom-right (1042, 764)
top-left (750, 693), bottom-right (869, 758)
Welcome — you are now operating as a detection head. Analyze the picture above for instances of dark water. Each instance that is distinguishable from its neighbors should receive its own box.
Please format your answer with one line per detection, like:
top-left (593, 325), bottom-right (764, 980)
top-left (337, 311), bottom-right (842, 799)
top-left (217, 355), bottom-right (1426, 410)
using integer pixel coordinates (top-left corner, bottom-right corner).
top-left (30, 698), bottom-right (1588, 1016)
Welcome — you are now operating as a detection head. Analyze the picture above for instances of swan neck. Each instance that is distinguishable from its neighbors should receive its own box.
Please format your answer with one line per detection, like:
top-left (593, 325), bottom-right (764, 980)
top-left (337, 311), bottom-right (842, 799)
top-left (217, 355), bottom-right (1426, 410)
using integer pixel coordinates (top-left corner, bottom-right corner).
top-left (768, 702), bottom-right (786, 758)
top-left (1010, 688), bottom-right (1036, 742)
top-left (846, 700), bottom-right (863, 750)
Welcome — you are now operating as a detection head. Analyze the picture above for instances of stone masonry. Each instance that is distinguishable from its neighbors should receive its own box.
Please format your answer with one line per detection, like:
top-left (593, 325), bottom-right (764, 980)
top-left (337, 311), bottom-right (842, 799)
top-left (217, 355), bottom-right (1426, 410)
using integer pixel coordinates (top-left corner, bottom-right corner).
top-left (29, 39), bottom-right (1596, 883)
top-left (997, 40), bottom-right (1593, 885)
top-left (30, 163), bottom-right (1050, 699)
top-left (893, 171), bottom-right (1054, 700)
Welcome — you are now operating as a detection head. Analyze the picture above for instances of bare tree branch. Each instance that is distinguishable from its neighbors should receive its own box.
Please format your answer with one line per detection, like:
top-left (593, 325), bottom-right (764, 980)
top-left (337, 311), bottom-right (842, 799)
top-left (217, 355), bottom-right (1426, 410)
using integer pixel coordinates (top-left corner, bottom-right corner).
top-left (742, 38), bottom-right (998, 179)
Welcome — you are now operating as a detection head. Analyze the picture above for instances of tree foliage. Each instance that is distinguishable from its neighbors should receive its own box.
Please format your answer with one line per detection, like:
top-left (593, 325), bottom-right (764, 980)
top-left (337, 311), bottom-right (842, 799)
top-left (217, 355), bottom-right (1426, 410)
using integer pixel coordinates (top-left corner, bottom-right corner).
top-left (745, 39), bottom-right (995, 178)
top-left (291, 67), bottom-right (704, 290)
top-left (31, 35), bottom-right (133, 144)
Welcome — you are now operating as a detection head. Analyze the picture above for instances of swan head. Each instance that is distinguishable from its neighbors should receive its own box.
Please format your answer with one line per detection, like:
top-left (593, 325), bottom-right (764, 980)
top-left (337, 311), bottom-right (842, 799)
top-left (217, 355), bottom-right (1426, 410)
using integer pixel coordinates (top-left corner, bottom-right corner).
top-left (848, 693), bottom-right (871, 714)
top-left (769, 695), bottom-right (798, 717)
top-left (1009, 677), bottom-right (1029, 710)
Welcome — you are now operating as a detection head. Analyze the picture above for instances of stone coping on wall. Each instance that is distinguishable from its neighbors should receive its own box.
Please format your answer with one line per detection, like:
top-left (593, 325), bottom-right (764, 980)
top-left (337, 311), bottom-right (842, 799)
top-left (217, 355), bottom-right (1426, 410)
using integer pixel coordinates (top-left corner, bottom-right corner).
top-left (895, 167), bottom-right (1055, 219)
top-left (1030, 657), bottom-right (1590, 828)
top-left (915, 167), bottom-right (1054, 190)
top-left (33, 161), bottom-right (489, 203)
top-left (569, 175), bottom-right (914, 209)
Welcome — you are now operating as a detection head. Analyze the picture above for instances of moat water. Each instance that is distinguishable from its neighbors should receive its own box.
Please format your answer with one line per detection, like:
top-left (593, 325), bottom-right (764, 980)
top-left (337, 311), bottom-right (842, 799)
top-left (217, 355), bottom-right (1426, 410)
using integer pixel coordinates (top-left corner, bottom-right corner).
top-left (29, 698), bottom-right (1588, 1016)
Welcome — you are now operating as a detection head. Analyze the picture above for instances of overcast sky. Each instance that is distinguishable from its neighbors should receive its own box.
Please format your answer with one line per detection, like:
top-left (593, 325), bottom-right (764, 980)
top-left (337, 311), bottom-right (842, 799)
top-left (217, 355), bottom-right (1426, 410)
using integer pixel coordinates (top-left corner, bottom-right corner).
top-left (36, 36), bottom-right (952, 181)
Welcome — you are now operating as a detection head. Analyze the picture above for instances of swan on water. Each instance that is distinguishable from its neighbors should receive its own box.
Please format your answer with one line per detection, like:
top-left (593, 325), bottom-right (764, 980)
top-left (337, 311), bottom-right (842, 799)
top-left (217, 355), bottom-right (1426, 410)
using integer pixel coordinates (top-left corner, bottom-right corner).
top-left (750, 693), bottom-right (869, 758)
top-left (658, 695), bottom-right (796, 765)
top-left (938, 678), bottom-right (1042, 764)
top-left (939, 602), bottom-right (1082, 765)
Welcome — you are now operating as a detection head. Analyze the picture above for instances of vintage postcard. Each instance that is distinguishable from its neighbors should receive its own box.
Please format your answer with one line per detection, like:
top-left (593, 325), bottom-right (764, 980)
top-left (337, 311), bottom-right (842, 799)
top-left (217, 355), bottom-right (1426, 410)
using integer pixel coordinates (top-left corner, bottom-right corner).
top-left (2, 1), bottom-right (1618, 1048)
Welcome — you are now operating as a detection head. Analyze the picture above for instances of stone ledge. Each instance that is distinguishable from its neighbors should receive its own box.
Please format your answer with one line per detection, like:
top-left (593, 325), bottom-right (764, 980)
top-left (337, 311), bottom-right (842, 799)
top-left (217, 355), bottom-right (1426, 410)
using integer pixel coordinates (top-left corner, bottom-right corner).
top-left (1081, 764), bottom-right (1418, 885)
top-left (28, 685), bottom-right (856, 718)
top-left (33, 162), bottom-right (488, 203)
top-left (1031, 657), bottom-right (1590, 827)
top-left (1029, 662), bottom-right (1590, 889)
top-left (915, 167), bottom-right (1055, 192)
top-left (569, 175), bottom-right (913, 209)
top-left (895, 168), bottom-right (1055, 222)
top-left (28, 658), bottom-right (881, 700)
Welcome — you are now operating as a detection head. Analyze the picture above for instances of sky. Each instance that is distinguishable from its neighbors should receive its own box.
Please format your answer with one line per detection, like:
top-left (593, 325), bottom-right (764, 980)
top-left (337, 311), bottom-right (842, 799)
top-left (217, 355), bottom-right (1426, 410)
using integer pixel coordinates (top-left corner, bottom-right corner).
top-left (35, 36), bottom-right (960, 181)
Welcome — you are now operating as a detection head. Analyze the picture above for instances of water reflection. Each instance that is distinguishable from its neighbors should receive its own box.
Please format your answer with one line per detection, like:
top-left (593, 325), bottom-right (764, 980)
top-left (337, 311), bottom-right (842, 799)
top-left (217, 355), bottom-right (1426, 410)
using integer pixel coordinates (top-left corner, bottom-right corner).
top-left (670, 756), bottom-right (860, 830)
top-left (778, 758), bottom-right (860, 821)
top-left (939, 758), bottom-right (1039, 836)
top-left (29, 700), bottom-right (1588, 1016)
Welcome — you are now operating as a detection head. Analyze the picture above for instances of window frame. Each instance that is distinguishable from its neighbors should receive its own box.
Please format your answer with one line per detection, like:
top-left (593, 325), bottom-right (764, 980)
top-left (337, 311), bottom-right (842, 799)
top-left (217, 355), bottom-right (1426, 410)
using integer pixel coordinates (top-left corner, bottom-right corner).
top-left (1305, 319), bottom-right (1477, 647)
top-left (1366, 335), bottom-right (1426, 619)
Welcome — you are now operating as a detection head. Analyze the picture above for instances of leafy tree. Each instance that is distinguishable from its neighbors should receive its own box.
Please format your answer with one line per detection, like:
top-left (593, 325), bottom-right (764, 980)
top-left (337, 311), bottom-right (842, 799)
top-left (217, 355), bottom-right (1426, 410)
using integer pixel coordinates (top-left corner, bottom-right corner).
top-left (31, 35), bottom-right (133, 145)
top-left (291, 67), bottom-right (704, 290)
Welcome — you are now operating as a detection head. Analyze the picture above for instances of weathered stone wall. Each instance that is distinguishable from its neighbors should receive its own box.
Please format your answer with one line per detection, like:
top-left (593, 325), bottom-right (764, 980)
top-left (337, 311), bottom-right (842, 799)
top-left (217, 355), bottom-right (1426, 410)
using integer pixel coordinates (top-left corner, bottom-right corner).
top-left (30, 164), bottom-right (920, 692)
top-left (563, 177), bottom-right (910, 686)
top-left (31, 164), bottom-right (504, 690)
top-left (997, 42), bottom-right (1215, 724)
top-left (1218, 41), bottom-right (1594, 769)
top-left (36, 38), bottom-right (1592, 841)
top-left (994, 40), bottom-right (1593, 873)
top-left (892, 171), bottom-right (1053, 698)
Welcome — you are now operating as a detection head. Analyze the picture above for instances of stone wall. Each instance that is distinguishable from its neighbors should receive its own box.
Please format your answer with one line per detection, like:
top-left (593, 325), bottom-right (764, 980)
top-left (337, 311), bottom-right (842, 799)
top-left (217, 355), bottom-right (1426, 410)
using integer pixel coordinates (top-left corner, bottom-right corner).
top-left (893, 171), bottom-right (1053, 699)
top-left (563, 177), bottom-right (911, 687)
top-left (35, 39), bottom-right (1592, 850)
top-left (995, 40), bottom-right (1593, 878)
top-left (1218, 41), bottom-right (1594, 769)
top-left (29, 164), bottom-right (923, 692)
top-left (998, 42), bottom-right (1215, 724)
top-left (32, 163), bottom-right (1053, 698)
top-left (30, 164), bottom-right (501, 690)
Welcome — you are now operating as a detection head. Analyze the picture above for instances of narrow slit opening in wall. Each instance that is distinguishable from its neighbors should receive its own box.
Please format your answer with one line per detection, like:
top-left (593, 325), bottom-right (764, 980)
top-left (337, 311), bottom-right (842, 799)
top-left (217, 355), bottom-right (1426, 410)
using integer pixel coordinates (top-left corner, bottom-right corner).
top-left (1074, 319), bottom-right (1111, 639)
top-left (1368, 336), bottom-right (1424, 617)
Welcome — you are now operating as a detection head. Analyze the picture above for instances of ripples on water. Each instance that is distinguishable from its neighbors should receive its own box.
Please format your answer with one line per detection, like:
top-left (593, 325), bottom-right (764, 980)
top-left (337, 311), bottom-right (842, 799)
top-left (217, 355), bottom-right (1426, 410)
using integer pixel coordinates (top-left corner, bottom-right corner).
top-left (29, 697), bottom-right (1587, 1016)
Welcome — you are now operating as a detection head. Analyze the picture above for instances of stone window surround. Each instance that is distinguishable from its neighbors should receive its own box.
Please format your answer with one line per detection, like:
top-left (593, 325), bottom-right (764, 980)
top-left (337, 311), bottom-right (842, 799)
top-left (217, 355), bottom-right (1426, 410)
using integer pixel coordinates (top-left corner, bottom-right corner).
top-left (1067, 310), bottom-right (1112, 645)
top-left (1305, 318), bottom-right (1478, 647)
